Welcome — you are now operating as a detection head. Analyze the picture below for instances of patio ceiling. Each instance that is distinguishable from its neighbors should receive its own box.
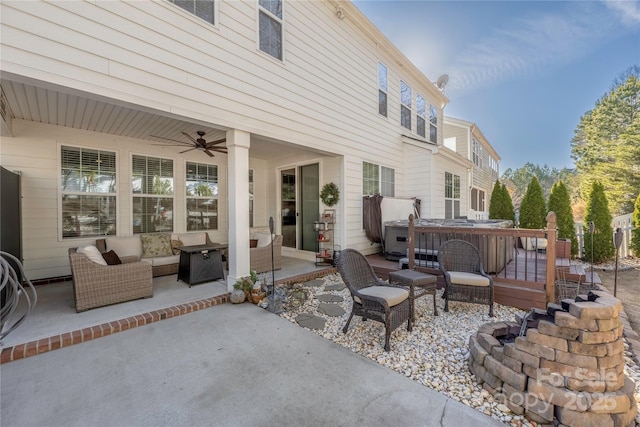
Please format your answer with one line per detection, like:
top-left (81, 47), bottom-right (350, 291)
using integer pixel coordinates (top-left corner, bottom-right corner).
top-left (0, 77), bottom-right (309, 161)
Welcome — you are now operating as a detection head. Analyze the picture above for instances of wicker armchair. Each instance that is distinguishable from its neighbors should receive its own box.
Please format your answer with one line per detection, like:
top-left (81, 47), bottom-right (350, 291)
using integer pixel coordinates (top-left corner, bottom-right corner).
top-left (68, 248), bottom-right (153, 312)
top-left (438, 239), bottom-right (494, 317)
top-left (250, 235), bottom-right (282, 273)
top-left (337, 249), bottom-right (411, 351)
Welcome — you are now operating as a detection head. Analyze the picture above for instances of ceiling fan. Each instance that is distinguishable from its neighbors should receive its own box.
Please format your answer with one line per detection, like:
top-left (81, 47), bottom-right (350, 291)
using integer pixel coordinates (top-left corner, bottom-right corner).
top-left (150, 131), bottom-right (227, 157)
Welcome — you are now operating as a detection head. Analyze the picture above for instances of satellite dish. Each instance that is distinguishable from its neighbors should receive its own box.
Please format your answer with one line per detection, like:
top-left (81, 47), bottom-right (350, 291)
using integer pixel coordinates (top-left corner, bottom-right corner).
top-left (436, 74), bottom-right (449, 90)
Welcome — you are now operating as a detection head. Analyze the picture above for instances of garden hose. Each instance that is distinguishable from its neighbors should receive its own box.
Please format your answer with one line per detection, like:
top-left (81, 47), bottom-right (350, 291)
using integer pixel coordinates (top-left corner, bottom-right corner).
top-left (0, 251), bottom-right (37, 343)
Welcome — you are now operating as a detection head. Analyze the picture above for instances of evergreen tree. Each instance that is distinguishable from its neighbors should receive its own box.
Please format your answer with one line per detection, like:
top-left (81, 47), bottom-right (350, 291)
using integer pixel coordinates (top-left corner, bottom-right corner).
top-left (489, 180), bottom-right (504, 220)
top-left (631, 193), bottom-right (640, 256)
top-left (519, 176), bottom-right (546, 229)
top-left (583, 181), bottom-right (614, 263)
top-left (502, 183), bottom-right (515, 224)
top-left (548, 180), bottom-right (577, 256)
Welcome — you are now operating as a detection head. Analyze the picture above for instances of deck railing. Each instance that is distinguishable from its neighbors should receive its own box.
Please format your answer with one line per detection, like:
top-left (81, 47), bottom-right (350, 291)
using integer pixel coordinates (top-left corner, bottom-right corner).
top-left (406, 212), bottom-right (558, 310)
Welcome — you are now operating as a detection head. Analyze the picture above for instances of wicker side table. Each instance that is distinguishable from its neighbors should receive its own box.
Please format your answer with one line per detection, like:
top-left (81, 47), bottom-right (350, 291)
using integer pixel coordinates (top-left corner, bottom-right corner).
top-left (388, 269), bottom-right (438, 325)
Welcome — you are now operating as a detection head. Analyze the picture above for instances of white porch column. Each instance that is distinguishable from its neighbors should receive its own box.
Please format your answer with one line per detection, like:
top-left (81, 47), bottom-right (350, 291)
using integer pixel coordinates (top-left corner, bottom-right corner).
top-left (226, 129), bottom-right (251, 291)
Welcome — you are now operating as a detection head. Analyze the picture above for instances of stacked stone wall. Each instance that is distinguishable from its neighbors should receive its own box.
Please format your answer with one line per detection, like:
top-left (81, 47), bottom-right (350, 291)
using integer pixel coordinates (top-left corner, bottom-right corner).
top-left (469, 290), bottom-right (637, 427)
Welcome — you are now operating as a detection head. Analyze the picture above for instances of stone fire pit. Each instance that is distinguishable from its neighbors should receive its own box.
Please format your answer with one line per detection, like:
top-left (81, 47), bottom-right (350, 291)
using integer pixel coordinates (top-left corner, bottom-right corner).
top-left (469, 290), bottom-right (638, 426)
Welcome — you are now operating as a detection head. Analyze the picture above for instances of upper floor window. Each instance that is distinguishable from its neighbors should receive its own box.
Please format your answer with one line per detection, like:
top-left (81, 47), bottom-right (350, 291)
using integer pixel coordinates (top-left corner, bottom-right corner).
top-left (489, 156), bottom-right (499, 177)
top-left (378, 62), bottom-right (388, 117)
top-left (363, 162), bottom-right (395, 197)
top-left (472, 138), bottom-right (483, 168)
top-left (416, 94), bottom-right (426, 138)
top-left (445, 172), bottom-right (460, 219)
top-left (61, 146), bottom-right (116, 238)
top-left (132, 155), bottom-right (174, 234)
top-left (259, 0), bottom-right (283, 60)
top-left (400, 81), bottom-right (411, 130)
top-left (429, 105), bottom-right (438, 143)
top-left (168, 0), bottom-right (215, 24)
top-left (186, 162), bottom-right (219, 231)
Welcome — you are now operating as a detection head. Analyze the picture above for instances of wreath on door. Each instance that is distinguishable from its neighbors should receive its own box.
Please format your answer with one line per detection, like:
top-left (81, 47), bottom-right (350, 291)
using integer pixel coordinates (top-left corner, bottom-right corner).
top-left (320, 182), bottom-right (340, 207)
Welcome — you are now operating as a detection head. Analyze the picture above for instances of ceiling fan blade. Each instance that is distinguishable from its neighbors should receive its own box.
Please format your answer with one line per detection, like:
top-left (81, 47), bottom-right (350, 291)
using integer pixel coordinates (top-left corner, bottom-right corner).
top-left (204, 138), bottom-right (226, 147)
top-left (179, 147), bottom-right (198, 154)
top-left (149, 135), bottom-right (191, 145)
top-left (203, 149), bottom-right (215, 157)
top-left (181, 132), bottom-right (198, 144)
top-left (210, 147), bottom-right (227, 153)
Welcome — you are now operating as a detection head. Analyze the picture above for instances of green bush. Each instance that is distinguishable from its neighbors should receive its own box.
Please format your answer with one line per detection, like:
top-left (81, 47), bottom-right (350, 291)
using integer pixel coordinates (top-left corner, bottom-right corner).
top-left (489, 180), bottom-right (515, 225)
top-left (631, 193), bottom-right (640, 256)
top-left (502, 183), bottom-right (515, 224)
top-left (519, 176), bottom-right (546, 229)
top-left (583, 181), bottom-right (614, 263)
top-left (548, 180), bottom-right (578, 256)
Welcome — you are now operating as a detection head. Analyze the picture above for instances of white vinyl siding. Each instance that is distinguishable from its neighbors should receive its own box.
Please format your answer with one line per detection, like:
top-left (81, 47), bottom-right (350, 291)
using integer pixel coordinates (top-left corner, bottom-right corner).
top-left (60, 146), bottom-right (117, 238)
top-left (186, 162), bottom-right (219, 231)
top-left (132, 155), bottom-right (174, 234)
top-left (258, 0), bottom-right (283, 60)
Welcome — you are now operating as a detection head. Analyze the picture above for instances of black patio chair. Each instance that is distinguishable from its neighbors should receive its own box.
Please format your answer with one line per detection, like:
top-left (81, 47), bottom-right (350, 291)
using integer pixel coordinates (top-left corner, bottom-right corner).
top-left (438, 239), bottom-right (494, 317)
top-left (336, 249), bottom-right (412, 351)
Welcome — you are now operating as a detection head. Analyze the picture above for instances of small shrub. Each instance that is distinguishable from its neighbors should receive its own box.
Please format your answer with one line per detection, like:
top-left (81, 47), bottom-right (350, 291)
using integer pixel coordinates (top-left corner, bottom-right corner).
top-left (583, 181), bottom-right (614, 263)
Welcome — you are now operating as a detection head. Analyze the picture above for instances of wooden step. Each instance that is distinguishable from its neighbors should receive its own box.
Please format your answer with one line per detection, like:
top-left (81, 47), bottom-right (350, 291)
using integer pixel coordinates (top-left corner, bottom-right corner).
top-left (494, 282), bottom-right (547, 311)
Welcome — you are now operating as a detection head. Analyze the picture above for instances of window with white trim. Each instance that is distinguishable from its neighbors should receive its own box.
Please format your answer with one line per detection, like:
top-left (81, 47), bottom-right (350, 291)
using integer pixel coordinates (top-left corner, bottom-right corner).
top-left (168, 0), bottom-right (215, 24)
top-left (445, 172), bottom-right (460, 219)
top-left (363, 162), bottom-right (395, 197)
top-left (416, 94), bottom-right (426, 138)
top-left (473, 138), bottom-right (483, 168)
top-left (186, 162), bottom-right (218, 231)
top-left (489, 156), bottom-right (499, 178)
top-left (61, 146), bottom-right (116, 238)
top-left (132, 155), bottom-right (174, 234)
top-left (378, 62), bottom-right (388, 117)
top-left (471, 188), bottom-right (485, 211)
top-left (400, 81), bottom-right (411, 130)
top-left (429, 105), bottom-right (438, 143)
top-left (258, 0), bottom-right (283, 60)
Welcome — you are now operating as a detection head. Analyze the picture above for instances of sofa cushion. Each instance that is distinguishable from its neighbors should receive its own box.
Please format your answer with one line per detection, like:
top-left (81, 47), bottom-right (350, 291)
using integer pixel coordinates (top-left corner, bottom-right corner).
top-left (175, 232), bottom-right (207, 247)
top-left (102, 250), bottom-right (122, 265)
top-left (170, 239), bottom-right (183, 255)
top-left (140, 233), bottom-right (172, 258)
top-left (106, 236), bottom-right (142, 258)
top-left (151, 254), bottom-right (180, 266)
top-left (355, 286), bottom-right (408, 307)
top-left (254, 232), bottom-right (274, 248)
top-left (78, 245), bottom-right (107, 265)
top-left (448, 271), bottom-right (491, 287)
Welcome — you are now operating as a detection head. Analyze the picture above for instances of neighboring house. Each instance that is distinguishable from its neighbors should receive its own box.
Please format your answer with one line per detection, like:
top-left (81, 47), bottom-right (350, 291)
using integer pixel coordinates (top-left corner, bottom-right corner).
top-left (443, 117), bottom-right (501, 220)
top-left (0, 0), bottom-right (452, 287)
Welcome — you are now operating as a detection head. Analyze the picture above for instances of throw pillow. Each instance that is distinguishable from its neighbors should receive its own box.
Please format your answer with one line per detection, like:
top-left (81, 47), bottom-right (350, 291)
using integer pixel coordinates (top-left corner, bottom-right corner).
top-left (250, 239), bottom-right (258, 248)
top-left (78, 245), bottom-right (107, 266)
top-left (102, 250), bottom-right (122, 265)
top-left (170, 239), bottom-right (183, 255)
top-left (140, 233), bottom-right (173, 258)
top-left (254, 232), bottom-right (274, 248)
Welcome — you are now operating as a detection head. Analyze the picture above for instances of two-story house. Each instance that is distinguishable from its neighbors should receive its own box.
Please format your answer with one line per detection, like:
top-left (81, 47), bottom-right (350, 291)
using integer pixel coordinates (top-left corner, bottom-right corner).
top-left (1, 1), bottom-right (459, 287)
top-left (443, 117), bottom-right (501, 220)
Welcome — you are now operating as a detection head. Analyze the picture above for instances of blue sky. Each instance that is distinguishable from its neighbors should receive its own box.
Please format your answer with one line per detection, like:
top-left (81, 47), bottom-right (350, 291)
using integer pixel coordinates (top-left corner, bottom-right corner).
top-left (353, 0), bottom-right (640, 172)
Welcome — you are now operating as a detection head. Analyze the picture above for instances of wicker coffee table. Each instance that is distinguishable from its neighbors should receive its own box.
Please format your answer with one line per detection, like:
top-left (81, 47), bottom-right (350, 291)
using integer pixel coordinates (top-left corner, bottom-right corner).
top-left (388, 269), bottom-right (438, 325)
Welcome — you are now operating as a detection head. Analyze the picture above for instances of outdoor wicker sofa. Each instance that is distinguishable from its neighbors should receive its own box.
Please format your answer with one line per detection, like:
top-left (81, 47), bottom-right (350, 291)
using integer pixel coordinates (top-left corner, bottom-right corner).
top-left (250, 234), bottom-right (282, 273)
top-left (337, 248), bottom-right (412, 351)
top-left (68, 248), bottom-right (153, 312)
top-left (438, 239), bottom-right (494, 317)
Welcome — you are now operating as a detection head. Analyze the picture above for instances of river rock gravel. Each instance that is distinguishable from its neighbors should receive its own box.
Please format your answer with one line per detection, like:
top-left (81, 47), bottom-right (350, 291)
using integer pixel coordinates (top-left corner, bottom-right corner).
top-left (277, 273), bottom-right (640, 427)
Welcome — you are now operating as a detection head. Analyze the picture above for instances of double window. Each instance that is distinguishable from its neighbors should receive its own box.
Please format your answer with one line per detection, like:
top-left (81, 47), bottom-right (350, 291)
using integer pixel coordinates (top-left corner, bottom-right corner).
top-left (259, 0), bottom-right (283, 60)
top-left (363, 162), bottom-right (395, 197)
top-left (168, 0), bottom-right (215, 24)
top-left (400, 81), bottom-right (412, 130)
top-left (378, 62), bottom-right (388, 117)
top-left (471, 188), bottom-right (485, 212)
top-left (445, 172), bottom-right (460, 219)
top-left (186, 162), bottom-right (219, 231)
top-left (61, 146), bottom-right (117, 238)
top-left (429, 105), bottom-right (438, 143)
top-left (132, 155), bottom-right (174, 234)
top-left (473, 138), bottom-right (483, 168)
